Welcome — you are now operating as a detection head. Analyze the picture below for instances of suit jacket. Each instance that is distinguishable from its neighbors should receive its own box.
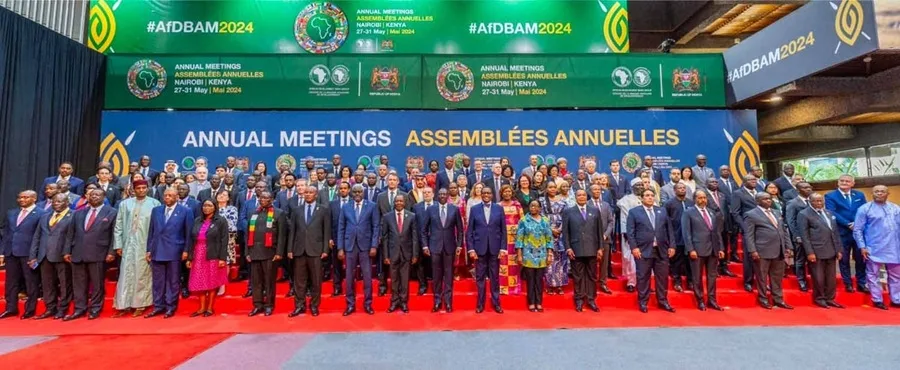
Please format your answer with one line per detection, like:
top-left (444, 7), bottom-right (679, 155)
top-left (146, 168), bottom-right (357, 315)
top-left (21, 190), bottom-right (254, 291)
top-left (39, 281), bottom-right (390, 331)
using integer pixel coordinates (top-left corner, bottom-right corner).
top-left (29, 210), bottom-right (75, 263)
top-left (41, 176), bottom-right (84, 199)
top-left (329, 197), bottom-right (351, 245)
top-left (35, 200), bottom-right (55, 213)
top-left (706, 189), bottom-right (731, 230)
top-left (744, 207), bottom-right (791, 259)
top-left (289, 201), bottom-right (331, 257)
top-left (755, 178), bottom-right (769, 193)
top-left (97, 182), bottom-right (122, 206)
top-left (70, 206), bottom-right (117, 263)
top-left (660, 182), bottom-right (694, 204)
top-left (785, 197), bottom-right (809, 241)
top-left (422, 203), bottom-right (464, 255)
top-left (782, 188), bottom-right (798, 202)
top-left (571, 179), bottom-right (591, 193)
top-left (562, 204), bottom-right (605, 257)
top-left (362, 185), bottom-right (380, 203)
top-left (586, 198), bottom-right (614, 247)
top-left (773, 176), bottom-right (794, 196)
top-left (186, 215), bottom-right (229, 262)
top-left (246, 207), bottom-right (288, 260)
top-left (681, 206), bottom-right (723, 257)
top-left (147, 204), bottom-right (194, 262)
top-left (274, 188), bottom-right (299, 212)
top-left (482, 177), bottom-right (510, 198)
top-left (317, 186), bottom-right (338, 205)
top-left (325, 164), bottom-right (343, 178)
top-left (692, 166), bottom-right (716, 190)
top-left (466, 172), bottom-right (488, 190)
top-left (626, 205), bottom-right (675, 258)
top-left (1, 207), bottom-right (46, 257)
top-left (466, 203), bottom-right (507, 256)
top-left (824, 189), bottom-right (866, 244)
top-left (376, 189), bottom-right (411, 215)
top-left (729, 187), bottom-right (758, 233)
top-left (436, 169), bottom-right (457, 191)
top-left (718, 177), bottom-right (739, 197)
top-left (138, 167), bottom-right (160, 185)
top-left (663, 198), bottom-right (694, 245)
top-left (238, 196), bottom-right (259, 232)
top-left (412, 201), bottom-right (435, 245)
top-left (177, 197), bottom-right (202, 219)
top-left (381, 209), bottom-right (419, 262)
top-left (608, 172), bottom-right (630, 201)
top-left (337, 200), bottom-right (381, 252)
top-left (798, 207), bottom-right (842, 260)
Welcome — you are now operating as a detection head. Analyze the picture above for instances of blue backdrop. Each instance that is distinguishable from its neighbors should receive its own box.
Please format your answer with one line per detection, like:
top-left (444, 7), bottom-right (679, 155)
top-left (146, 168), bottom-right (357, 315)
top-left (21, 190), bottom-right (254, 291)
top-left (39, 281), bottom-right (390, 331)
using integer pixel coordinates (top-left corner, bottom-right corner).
top-left (100, 110), bottom-right (758, 182)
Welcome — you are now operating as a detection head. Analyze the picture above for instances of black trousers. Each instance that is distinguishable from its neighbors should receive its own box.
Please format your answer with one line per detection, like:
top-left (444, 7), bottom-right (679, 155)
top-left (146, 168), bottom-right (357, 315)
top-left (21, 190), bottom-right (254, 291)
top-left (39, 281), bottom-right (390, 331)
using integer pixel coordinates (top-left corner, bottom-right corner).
top-left (636, 255), bottom-right (669, 307)
top-left (415, 254), bottom-right (431, 289)
top-left (4, 255), bottom-right (39, 315)
top-left (754, 257), bottom-right (785, 305)
top-left (236, 231), bottom-right (250, 277)
top-left (250, 259), bottom-right (276, 309)
top-left (293, 256), bottom-right (323, 309)
top-left (670, 244), bottom-right (691, 284)
top-left (39, 260), bottom-right (72, 314)
top-left (742, 234), bottom-right (757, 286)
top-left (690, 255), bottom-right (718, 304)
top-left (72, 261), bottom-right (106, 314)
top-left (389, 259), bottom-right (411, 307)
top-left (719, 230), bottom-right (738, 270)
top-left (475, 253), bottom-right (500, 308)
top-left (281, 255), bottom-right (293, 283)
top-left (329, 248), bottom-right (344, 288)
top-left (598, 243), bottom-right (611, 285)
top-left (793, 241), bottom-right (809, 283)
top-left (572, 256), bottom-right (598, 304)
top-left (522, 267), bottom-right (545, 306)
top-left (810, 257), bottom-right (837, 305)
top-left (431, 250), bottom-right (454, 306)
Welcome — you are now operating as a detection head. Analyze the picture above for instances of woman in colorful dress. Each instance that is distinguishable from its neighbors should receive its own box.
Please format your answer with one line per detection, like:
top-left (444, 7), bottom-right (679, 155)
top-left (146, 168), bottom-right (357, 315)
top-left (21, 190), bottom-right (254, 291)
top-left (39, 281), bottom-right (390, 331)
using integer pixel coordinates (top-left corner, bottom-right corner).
top-left (216, 190), bottom-right (239, 280)
top-left (542, 180), bottom-right (569, 295)
top-left (498, 184), bottom-right (524, 295)
top-left (425, 160), bottom-right (440, 190)
top-left (515, 174), bottom-right (538, 207)
top-left (516, 199), bottom-right (554, 312)
top-left (186, 199), bottom-right (229, 317)
top-left (448, 182), bottom-right (470, 279)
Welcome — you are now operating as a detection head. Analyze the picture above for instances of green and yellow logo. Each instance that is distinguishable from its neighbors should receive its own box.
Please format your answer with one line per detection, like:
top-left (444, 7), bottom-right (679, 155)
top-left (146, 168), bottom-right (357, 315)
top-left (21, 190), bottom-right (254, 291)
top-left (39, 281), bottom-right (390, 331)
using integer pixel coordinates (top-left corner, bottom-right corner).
top-left (726, 130), bottom-right (760, 186)
top-left (602, 1), bottom-right (630, 53)
top-left (99, 132), bottom-right (133, 178)
top-left (834, 0), bottom-right (865, 47)
top-left (88, 0), bottom-right (117, 53)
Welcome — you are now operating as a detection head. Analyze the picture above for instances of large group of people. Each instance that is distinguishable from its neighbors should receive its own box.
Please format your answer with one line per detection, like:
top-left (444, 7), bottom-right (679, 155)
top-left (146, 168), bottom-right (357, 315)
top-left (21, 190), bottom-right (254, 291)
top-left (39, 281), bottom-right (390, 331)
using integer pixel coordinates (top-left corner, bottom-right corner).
top-left (2, 152), bottom-right (899, 320)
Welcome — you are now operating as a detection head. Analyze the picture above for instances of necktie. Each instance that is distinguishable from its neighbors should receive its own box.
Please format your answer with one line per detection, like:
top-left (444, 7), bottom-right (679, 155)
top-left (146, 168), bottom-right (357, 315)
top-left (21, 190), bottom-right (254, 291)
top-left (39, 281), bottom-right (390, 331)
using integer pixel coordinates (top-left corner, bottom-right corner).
top-left (16, 209), bottom-right (27, 226)
top-left (682, 201), bottom-right (687, 210)
top-left (389, 191), bottom-right (395, 205)
top-left (845, 193), bottom-right (851, 205)
top-left (380, 178), bottom-right (385, 188)
top-left (476, 174), bottom-right (481, 183)
top-left (484, 203), bottom-right (491, 223)
top-left (725, 180), bottom-right (732, 192)
top-left (448, 170), bottom-right (454, 182)
top-left (86, 208), bottom-right (97, 230)
top-left (804, 199), bottom-right (810, 207)
top-left (142, 168), bottom-right (148, 177)
top-left (397, 212), bottom-right (403, 230)
top-left (764, 209), bottom-right (778, 226)
top-left (711, 192), bottom-right (721, 208)
top-left (580, 207), bottom-right (587, 220)
top-left (440, 205), bottom-right (447, 226)
top-left (700, 208), bottom-right (712, 229)
top-left (329, 188), bottom-right (335, 201)
top-left (594, 200), bottom-right (601, 210)
top-left (165, 208), bottom-right (172, 223)
top-left (44, 202), bottom-right (51, 210)
top-left (306, 205), bottom-right (313, 225)
top-left (818, 210), bottom-right (832, 229)
top-left (50, 212), bottom-right (62, 227)
top-left (246, 190), bottom-right (252, 201)
top-left (614, 174), bottom-right (619, 183)
top-left (356, 203), bottom-right (362, 218)
top-left (646, 207), bottom-right (655, 228)
top-left (287, 190), bottom-right (293, 199)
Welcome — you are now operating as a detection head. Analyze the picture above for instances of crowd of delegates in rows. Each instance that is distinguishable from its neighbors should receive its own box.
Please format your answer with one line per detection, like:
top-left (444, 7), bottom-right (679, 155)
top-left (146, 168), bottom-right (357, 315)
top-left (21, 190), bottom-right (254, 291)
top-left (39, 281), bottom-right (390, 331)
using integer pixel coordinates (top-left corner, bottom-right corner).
top-left (2, 153), bottom-right (899, 320)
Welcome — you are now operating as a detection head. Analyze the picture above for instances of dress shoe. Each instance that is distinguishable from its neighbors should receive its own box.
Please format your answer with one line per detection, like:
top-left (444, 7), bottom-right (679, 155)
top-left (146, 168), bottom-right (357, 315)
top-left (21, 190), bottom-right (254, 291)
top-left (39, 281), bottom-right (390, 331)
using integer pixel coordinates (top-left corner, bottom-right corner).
top-left (891, 302), bottom-right (900, 309)
top-left (190, 311), bottom-right (204, 317)
top-left (331, 288), bottom-right (343, 297)
top-left (181, 288), bottom-right (190, 299)
top-left (586, 302), bottom-right (600, 312)
top-left (639, 305), bottom-right (648, 313)
top-left (445, 305), bottom-right (453, 313)
top-left (827, 301), bottom-right (845, 309)
top-left (673, 284), bottom-right (683, 293)
top-left (774, 302), bottom-right (794, 310)
top-left (743, 284), bottom-right (753, 292)
top-left (798, 280), bottom-right (808, 292)
top-left (417, 286), bottom-right (427, 296)
top-left (19, 312), bottom-right (34, 319)
top-left (575, 302), bottom-right (583, 312)
top-left (264, 308), bottom-right (273, 316)
top-left (286, 288), bottom-right (295, 298)
top-left (708, 301), bottom-right (724, 311)
top-left (814, 301), bottom-right (830, 309)
top-left (729, 255), bottom-right (741, 263)
top-left (536, 306), bottom-right (544, 312)
top-left (658, 304), bottom-right (676, 313)
top-left (529, 307), bottom-right (537, 312)
top-left (401, 304), bottom-right (409, 313)
top-left (89, 311), bottom-right (101, 320)
top-left (54, 312), bottom-right (66, 320)
top-left (719, 269), bottom-right (736, 278)
top-left (242, 290), bottom-right (253, 298)
top-left (686, 281), bottom-right (695, 291)
top-left (288, 307), bottom-right (306, 317)
top-left (432, 304), bottom-right (442, 313)
top-left (378, 285), bottom-right (387, 297)
top-left (306, 288), bottom-right (312, 297)
top-left (697, 303), bottom-right (707, 311)
top-left (873, 302), bottom-right (888, 310)
top-left (626, 285), bottom-right (636, 293)
top-left (342, 308), bottom-right (355, 316)
top-left (164, 310), bottom-right (176, 318)
top-left (599, 284), bottom-right (612, 295)
top-left (364, 305), bottom-right (375, 315)
top-left (134, 308), bottom-right (147, 317)
top-left (607, 272), bottom-right (617, 279)
top-left (203, 311), bottom-right (214, 317)
top-left (310, 307), bottom-right (319, 317)
top-left (248, 308), bottom-right (263, 317)
top-left (758, 301), bottom-right (772, 309)
top-left (144, 309), bottom-right (165, 318)
top-left (387, 304), bottom-right (398, 313)
top-left (476, 306), bottom-right (484, 314)
top-left (493, 306), bottom-right (504, 314)
top-left (35, 311), bottom-right (56, 320)
top-left (64, 311), bottom-right (86, 321)
top-left (844, 284), bottom-right (855, 293)
top-left (857, 285), bottom-right (870, 294)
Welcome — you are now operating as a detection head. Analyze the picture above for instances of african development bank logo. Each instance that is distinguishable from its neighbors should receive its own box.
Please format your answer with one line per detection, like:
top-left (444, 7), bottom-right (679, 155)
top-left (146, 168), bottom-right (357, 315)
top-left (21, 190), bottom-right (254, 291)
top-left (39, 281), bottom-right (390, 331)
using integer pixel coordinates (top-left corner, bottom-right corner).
top-left (611, 67), bottom-right (651, 99)
top-left (601, 1), bottom-right (629, 53)
top-left (99, 131), bottom-right (135, 177)
top-left (87, 0), bottom-right (119, 53)
top-left (127, 59), bottom-right (167, 100)
top-left (295, 2), bottom-right (349, 54)
top-left (725, 130), bottom-right (760, 186)
top-left (436, 61), bottom-right (475, 102)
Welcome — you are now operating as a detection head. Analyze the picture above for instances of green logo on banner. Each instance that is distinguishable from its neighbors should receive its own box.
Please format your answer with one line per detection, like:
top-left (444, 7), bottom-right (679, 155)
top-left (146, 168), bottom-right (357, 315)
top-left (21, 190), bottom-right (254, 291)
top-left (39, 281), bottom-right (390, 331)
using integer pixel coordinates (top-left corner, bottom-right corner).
top-left (603, 2), bottom-right (630, 53)
top-left (126, 59), bottom-right (167, 100)
top-left (294, 2), bottom-right (349, 54)
top-left (436, 61), bottom-right (475, 102)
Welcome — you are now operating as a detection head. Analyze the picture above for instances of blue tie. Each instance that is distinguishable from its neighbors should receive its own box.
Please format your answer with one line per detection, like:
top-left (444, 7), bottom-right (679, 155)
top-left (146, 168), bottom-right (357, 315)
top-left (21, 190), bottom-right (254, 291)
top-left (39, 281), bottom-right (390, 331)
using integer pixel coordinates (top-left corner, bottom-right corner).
top-left (306, 205), bottom-right (313, 225)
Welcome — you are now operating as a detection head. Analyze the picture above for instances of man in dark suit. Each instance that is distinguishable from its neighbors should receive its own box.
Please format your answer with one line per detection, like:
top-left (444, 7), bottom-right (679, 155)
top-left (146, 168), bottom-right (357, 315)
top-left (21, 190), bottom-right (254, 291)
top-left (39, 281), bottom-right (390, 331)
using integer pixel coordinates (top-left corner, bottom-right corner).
top-left (363, 173), bottom-right (381, 202)
top-left (467, 187), bottom-right (507, 314)
top-left (608, 160), bottom-right (630, 202)
top-left (154, 173), bottom-right (177, 202)
top-left (36, 183), bottom-right (59, 211)
top-left (436, 156), bottom-right (457, 191)
top-left (745, 192), bottom-right (794, 309)
top-left (86, 161), bottom-right (121, 188)
top-left (799, 193), bottom-right (844, 309)
top-left (246, 191), bottom-right (287, 317)
top-left (563, 189), bottom-right (605, 312)
top-left (29, 194), bottom-right (75, 319)
top-left (411, 187), bottom-right (435, 296)
top-left (197, 175), bottom-right (222, 204)
top-left (145, 188), bottom-right (194, 318)
top-left (824, 174), bottom-right (868, 293)
top-left (95, 167), bottom-right (122, 206)
top-left (663, 182), bottom-right (694, 293)
top-left (423, 188), bottom-right (464, 312)
top-left (705, 178), bottom-right (736, 278)
top-left (466, 160), bottom-right (488, 190)
top-left (626, 188), bottom-right (676, 313)
top-left (587, 185), bottom-right (615, 294)
top-left (751, 166), bottom-right (768, 192)
top-left (785, 181), bottom-right (813, 291)
top-left (175, 183), bottom-right (200, 298)
top-left (0, 190), bottom-right (45, 319)
top-left (773, 163), bottom-right (796, 196)
top-left (638, 156), bottom-right (665, 187)
top-left (326, 154), bottom-right (343, 178)
top-left (692, 155), bottom-right (716, 191)
top-left (65, 188), bottom-right (117, 320)
top-left (235, 176), bottom-right (261, 285)
top-left (316, 173), bottom-right (339, 205)
top-left (220, 173), bottom-right (240, 206)
top-left (381, 194), bottom-right (419, 313)
top-left (483, 163), bottom-right (509, 201)
top-left (274, 173), bottom-right (297, 211)
top-left (338, 184), bottom-right (381, 316)
top-left (288, 186), bottom-right (331, 317)
top-left (682, 189), bottom-right (725, 311)
top-left (730, 174), bottom-right (760, 292)
top-left (571, 169), bottom-right (590, 193)
top-left (326, 182), bottom-right (351, 296)
top-left (375, 173), bottom-right (410, 296)
top-left (138, 155), bottom-right (161, 185)
top-left (40, 162), bottom-right (84, 200)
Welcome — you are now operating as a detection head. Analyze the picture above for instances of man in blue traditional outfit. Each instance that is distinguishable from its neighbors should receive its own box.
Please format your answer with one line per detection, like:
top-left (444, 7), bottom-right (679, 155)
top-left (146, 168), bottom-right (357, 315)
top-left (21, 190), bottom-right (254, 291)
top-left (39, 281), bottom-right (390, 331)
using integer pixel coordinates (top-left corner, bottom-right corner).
top-left (853, 185), bottom-right (900, 309)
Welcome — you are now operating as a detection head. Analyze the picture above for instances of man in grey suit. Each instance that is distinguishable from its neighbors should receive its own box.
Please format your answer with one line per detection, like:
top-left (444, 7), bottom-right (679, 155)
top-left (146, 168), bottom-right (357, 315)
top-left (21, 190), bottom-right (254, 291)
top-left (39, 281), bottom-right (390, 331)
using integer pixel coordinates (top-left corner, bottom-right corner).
top-left (29, 194), bottom-right (76, 319)
top-left (799, 193), bottom-right (844, 309)
top-left (682, 190), bottom-right (725, 311)
top-left (588, 185), bottom-right (615, 294)
top-left (660, 168), bottom-right (692, 204)
top-left (692, 154), bottom-right (715, 191)
top-left (563, 189), bottom-right (605, 312)
top-left (520, 155), bottom-right (539, 179)
top-left (287, 186), bottom-right (331, 317)
top-left (730, 174), bottom-right (760, 292)
top-left (785, 181), bottom-right (813, 292)
top-left (744, 192), bottom-right (794, 310)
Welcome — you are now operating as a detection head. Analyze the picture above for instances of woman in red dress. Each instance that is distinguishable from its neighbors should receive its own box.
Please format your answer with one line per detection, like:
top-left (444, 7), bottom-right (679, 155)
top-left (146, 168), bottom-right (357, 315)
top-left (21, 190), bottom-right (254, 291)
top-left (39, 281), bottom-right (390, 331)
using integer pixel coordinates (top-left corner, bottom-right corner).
top-left (425, 160), bottom-right (440, 190)
top-left (186, 199), bottom-right (230, 317)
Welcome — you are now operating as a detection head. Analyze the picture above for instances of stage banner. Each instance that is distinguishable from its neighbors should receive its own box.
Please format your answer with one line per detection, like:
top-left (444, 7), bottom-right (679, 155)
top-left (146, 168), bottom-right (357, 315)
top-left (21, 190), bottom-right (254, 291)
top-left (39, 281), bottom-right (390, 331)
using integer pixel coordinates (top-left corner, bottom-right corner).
top-left (105, 55), bottom-right (422, 109)
top-left (99, 110), bottom-right (759, 184)
top-left (88, 0), bottom-right (630, 55)
top-left (423, 54), bottom-right (725, 109)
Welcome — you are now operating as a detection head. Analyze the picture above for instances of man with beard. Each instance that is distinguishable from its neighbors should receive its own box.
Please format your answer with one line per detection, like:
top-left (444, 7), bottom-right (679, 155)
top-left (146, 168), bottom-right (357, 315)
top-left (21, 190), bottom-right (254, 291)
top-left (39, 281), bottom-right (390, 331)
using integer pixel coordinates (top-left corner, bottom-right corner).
top-left (113, 181), bottom-right (161, 317)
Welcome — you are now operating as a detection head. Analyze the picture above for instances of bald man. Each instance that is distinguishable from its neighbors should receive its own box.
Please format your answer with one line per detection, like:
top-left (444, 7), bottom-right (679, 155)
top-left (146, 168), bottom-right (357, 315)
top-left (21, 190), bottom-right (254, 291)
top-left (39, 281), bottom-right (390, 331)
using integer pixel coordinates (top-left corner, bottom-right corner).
top-left (0, 191), bottom-right (46, 319)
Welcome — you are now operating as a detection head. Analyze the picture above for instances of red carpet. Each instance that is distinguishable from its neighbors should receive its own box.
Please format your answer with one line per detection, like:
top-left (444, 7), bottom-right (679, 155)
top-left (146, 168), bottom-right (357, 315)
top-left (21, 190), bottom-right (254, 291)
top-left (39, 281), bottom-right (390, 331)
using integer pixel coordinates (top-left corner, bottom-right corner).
top-left (0, 334), bottom-right (231, 369)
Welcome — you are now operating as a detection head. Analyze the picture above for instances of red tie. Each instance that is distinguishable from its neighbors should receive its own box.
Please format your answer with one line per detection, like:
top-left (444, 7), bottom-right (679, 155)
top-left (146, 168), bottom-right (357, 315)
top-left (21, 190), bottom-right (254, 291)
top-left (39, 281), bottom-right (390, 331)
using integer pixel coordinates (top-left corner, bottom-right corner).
top-left (246, 190), bottom-right (252, 201)
top-left (86, 208), bottom-right (97, 230)
top-left (700, 208), bottom-right (712, 229)
top-left (397, 212), bottom-right (403, 230)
